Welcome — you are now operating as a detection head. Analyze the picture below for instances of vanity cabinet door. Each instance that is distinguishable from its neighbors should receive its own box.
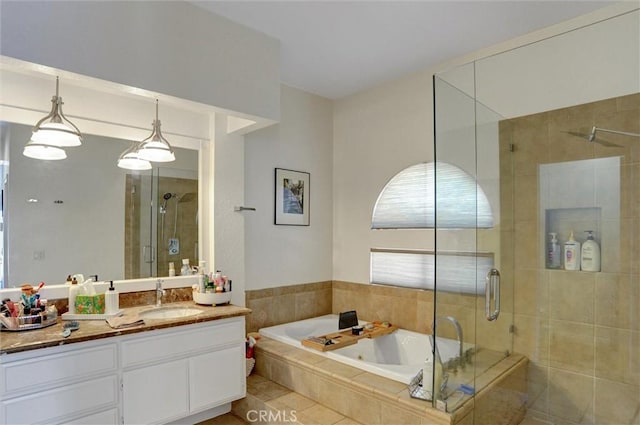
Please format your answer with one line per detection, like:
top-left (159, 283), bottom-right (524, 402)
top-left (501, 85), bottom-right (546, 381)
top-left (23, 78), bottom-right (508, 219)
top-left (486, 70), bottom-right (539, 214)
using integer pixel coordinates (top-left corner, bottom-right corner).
top-left (122, 359), bottom-right (189, 425)
top-left (189, 343), bottom-right (245, 412)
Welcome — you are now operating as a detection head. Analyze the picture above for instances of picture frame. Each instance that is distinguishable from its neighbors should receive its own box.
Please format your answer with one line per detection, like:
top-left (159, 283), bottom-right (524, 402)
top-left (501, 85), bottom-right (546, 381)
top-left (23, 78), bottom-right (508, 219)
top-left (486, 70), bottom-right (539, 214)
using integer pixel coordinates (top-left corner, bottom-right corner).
top-left (274, 168), bottom-right (310, 226)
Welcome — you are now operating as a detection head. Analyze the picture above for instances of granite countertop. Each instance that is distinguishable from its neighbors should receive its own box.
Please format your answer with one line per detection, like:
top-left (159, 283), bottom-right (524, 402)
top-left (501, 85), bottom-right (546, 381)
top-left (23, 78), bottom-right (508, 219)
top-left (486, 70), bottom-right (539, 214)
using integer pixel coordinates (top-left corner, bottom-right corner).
top-left (0, 301), bottom-right (251, 355)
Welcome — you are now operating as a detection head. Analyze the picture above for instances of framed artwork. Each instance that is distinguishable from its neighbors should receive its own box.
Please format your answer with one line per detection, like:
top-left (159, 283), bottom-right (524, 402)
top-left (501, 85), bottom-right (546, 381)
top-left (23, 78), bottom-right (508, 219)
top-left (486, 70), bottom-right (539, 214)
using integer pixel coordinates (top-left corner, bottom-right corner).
top-left (275, 168), bottom-right (310, 226)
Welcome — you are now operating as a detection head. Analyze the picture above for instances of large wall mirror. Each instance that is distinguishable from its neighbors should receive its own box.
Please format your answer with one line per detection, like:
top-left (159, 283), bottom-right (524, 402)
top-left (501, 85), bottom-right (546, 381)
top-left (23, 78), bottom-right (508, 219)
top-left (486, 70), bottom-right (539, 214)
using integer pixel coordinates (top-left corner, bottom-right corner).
top-left (0, 121), bottom-right (199, 287)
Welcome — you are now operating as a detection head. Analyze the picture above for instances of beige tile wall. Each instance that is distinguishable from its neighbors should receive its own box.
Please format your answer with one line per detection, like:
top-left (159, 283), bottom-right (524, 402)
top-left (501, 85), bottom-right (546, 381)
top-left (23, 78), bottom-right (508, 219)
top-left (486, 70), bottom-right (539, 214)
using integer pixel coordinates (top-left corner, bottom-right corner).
top-left (245, 281), bottom-right (332, 333)
top-left (332, 280), bottom-right (433, 334)
top-left (503, 93), bottom-right (640, 424)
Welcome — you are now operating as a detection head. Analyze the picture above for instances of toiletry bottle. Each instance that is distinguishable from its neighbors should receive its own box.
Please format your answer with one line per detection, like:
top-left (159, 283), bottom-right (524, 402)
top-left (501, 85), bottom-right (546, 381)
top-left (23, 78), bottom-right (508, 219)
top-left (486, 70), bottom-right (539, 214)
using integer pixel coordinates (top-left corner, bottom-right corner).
top-left (581, 231), bottom-right (601, 272)
top-left (432, 345), bottom-right (444, 401)
top-left (68, 279), bottom-right (81, 314)
top-left (168, 262), bottom-right (176, 277)
top-left (180, 259), bottom-right (191, 276)
top-left (105, 281), bottom-right (119, 315)
top-left (547, 232), bottom-right (561, 269)
top-left (422, 350), bottom-right (434, 398)
top-left (564, 231), bottom-right (581, 271)
top-left (198, 260), bottom-right (207, 293)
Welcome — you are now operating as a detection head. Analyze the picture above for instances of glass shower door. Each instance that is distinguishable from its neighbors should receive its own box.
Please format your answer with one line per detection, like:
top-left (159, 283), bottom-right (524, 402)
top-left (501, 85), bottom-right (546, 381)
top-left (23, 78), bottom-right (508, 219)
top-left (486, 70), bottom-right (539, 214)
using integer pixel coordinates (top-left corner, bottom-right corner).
top-left (433, 64), bottom-right (515, 417)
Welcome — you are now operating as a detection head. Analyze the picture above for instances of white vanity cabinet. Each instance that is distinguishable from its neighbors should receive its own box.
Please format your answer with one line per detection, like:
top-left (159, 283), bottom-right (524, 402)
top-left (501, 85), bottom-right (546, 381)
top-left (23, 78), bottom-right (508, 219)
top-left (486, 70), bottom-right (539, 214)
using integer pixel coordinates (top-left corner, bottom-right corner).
top-left (0, 315), bottom-right (246, 425)
top-left (0, 342), bottom-right (119, 424)
top-left (120, 317), bottom-right (246, 424)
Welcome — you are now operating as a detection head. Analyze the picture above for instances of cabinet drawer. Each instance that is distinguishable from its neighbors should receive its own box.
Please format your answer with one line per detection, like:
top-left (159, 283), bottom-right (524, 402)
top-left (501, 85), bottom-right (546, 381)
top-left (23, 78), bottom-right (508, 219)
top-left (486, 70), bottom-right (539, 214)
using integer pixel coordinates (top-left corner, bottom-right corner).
top-left (60, 407), bottom-right (119, 425)
top-left (1, 343), bottom-right (118, 396)
top-left (1, 375), bottom-right (118, 425)
top-left (121, 317), bottom-right (244, 367)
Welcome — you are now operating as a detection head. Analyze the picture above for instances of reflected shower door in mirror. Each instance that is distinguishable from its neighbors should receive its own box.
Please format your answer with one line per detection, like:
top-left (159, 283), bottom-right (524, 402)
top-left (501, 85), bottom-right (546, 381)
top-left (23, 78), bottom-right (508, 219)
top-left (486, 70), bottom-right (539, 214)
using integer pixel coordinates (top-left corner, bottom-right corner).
top-left (124, 169), bottom-right (198, 279)
top-left (1, 121), bottom-right (198, 287)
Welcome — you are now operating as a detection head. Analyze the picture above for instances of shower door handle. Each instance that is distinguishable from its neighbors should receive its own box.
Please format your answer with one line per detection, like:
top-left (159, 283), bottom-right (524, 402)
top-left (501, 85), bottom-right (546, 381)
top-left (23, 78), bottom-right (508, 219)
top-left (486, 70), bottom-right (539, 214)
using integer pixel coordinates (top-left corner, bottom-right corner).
top-left (485, 268), bottom-right (500, 321)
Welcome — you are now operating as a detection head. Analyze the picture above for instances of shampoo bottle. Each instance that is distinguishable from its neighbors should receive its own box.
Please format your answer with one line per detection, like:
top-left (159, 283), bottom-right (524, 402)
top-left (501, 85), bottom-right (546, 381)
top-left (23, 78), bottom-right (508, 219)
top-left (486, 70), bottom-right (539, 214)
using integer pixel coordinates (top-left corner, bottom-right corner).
top-left (105, 281), bottom-right (119, 315)
top-left (581, 231), bottom-right (601, 272)
top-left (564, 231), bottom-right (581, 271)
top-left (168, 262), bottom-right (176, 277)
top-left (547, 232), bottom-right (561, 269)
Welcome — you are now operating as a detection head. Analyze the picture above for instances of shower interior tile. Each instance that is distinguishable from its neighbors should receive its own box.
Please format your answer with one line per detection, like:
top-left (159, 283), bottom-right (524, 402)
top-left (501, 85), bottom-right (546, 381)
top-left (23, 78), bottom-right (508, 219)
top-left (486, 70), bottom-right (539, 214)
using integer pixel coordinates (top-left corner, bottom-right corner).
top-left (594, 378), bottom-right (640, 425)
top-left (513, 315), bottom-right (550, 365)
top-left (594, 273), bottom-right (637, 329)
top-left (549, 320), bottom-right (595, 375)
top-left (548, 368), bottom-right (594, 424)
top-left (514, 269), bottom-right (548, 317)
top-left (595, 327), bottom-right (640, 386)
top-left (548, 272), bottom-right (595, 324)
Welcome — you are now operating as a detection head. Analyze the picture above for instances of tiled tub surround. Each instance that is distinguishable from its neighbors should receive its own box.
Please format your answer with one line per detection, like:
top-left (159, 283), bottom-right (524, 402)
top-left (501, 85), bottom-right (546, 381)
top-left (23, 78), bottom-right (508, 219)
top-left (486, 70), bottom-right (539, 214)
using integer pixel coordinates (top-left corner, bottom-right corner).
top-left (500, 93), bottom-right (640, 424)
top-left (245, 281), bottom-right (332, 333)
top-left (251, 336), bottom-right (527, 425)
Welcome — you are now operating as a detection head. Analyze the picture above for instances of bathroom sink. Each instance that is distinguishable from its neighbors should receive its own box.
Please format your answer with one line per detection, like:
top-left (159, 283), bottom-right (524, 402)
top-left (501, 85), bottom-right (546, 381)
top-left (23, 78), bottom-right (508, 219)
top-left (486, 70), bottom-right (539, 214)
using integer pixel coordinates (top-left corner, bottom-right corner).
top-left (139, 306), bottom-right (203, 320)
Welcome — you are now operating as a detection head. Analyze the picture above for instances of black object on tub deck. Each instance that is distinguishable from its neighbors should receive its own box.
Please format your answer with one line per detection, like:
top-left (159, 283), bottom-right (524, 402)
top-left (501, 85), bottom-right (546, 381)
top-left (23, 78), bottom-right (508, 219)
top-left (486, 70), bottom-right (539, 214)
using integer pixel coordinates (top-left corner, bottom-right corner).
top-left (339, 310), bottom-right (358, 329)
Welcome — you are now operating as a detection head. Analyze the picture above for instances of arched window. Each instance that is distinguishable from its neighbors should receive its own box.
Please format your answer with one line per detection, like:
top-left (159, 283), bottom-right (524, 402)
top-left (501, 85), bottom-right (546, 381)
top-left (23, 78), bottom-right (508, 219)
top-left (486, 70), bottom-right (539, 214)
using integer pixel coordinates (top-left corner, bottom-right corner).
top-left (370, 162), bottom-right (494, 293)
top-left (372, 162), bottom-right (493, 229)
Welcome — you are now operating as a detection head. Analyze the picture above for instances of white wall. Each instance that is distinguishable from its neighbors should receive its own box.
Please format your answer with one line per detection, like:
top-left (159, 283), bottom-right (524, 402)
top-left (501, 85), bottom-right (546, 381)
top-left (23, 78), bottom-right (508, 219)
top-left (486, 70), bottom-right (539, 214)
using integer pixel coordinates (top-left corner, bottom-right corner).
top-left (332, 5), bottom-right (640, 285)
top-left (244, 85), bottom-right (333, 290)
top-left (0, 1), bottom-right (280, 123)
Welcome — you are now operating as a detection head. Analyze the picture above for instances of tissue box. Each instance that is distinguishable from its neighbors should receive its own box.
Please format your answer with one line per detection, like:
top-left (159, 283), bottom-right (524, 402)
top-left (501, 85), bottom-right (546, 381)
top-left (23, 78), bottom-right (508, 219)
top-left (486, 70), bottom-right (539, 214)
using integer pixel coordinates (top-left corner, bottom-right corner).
top-left (75, 294), bottom-right (105, 314)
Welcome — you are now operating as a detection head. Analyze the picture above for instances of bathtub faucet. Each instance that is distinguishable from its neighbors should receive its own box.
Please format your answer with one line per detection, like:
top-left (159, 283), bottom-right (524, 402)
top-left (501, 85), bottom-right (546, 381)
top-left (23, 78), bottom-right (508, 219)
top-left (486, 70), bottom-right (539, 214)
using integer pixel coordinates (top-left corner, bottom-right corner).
top-left (431, 316), bottom-right (464, 371)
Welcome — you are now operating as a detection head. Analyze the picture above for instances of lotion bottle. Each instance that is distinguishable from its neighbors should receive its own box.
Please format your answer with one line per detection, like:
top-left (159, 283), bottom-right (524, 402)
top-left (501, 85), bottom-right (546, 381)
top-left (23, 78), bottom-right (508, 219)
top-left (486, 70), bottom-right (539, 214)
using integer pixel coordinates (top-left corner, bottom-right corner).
top-left (564, 231), bottom-right (581, 271)
top-left (105, 281), bottom-right (119, 315)
top-left (581, 231), bottom-right (601, 272)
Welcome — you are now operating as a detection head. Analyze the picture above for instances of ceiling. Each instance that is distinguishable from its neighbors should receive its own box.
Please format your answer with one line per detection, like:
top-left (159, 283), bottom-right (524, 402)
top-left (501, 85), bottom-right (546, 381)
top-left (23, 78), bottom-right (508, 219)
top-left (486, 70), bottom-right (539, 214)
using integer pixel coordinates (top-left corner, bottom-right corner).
top-left (192, 1), bottom-right (618, 99)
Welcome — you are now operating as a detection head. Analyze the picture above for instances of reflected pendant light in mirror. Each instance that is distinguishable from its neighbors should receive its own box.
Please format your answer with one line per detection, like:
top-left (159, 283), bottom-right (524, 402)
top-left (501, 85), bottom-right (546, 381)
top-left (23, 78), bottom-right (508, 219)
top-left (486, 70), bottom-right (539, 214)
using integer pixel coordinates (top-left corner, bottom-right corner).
top-left (24, 77), bottom-right (83, 161)
top-left (137, 99), bottom-right (175, 163)
top-left (117, 142), bottom-right (152, 170)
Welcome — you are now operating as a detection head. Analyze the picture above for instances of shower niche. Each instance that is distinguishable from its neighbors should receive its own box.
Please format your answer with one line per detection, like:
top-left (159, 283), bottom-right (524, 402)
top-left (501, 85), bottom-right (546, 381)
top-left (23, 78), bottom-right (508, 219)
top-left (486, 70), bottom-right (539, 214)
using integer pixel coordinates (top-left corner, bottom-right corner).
top-left (538, 156), bottom-right (621, 272)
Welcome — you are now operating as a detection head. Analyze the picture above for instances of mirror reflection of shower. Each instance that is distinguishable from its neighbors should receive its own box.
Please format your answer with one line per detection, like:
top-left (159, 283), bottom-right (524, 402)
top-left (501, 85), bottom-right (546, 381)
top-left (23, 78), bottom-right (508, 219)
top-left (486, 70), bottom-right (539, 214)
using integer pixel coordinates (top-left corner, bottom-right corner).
top-left (124, 171), bottom-right (198, 279)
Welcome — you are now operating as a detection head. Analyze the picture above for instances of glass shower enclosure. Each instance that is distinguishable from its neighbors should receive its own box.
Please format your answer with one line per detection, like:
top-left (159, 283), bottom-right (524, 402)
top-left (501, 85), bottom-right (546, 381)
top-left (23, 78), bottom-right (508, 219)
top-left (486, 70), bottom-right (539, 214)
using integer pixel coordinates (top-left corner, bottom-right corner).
top-left (433, 8), bottom-right (639, 424)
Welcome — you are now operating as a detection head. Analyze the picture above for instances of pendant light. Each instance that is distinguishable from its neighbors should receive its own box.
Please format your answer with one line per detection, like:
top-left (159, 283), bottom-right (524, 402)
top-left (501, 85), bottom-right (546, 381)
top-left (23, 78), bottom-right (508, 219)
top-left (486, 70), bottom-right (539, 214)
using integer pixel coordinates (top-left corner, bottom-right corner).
top-left (23, 142), bottom-right (67, 160)
top-left (117, 142), bottom-right (152, 170)
top-left (137, 100), bottom-right (175, 163)
top-left (29, 77), bottom-right (83, 148)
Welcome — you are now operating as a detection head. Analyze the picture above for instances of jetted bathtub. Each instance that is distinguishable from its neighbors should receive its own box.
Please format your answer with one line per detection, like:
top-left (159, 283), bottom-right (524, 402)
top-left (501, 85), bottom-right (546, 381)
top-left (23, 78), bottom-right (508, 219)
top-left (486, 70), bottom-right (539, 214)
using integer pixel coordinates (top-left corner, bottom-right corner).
top-left (259, 314), bottom-right (471, 384)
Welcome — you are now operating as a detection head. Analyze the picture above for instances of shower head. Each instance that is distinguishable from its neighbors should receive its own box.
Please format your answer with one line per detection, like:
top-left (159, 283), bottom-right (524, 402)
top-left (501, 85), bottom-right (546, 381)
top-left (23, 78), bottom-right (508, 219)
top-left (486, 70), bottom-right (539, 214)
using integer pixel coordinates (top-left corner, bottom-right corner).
top-left (564, 127), bottom-right (621, 147)
top-left (163, 192), bottom-right (174, 200)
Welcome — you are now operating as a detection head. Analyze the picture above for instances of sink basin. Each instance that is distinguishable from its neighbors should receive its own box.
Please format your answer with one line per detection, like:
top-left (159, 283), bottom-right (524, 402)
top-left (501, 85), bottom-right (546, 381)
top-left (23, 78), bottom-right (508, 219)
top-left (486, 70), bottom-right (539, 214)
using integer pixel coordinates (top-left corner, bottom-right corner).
top-left (139, 306), bottom-right (203, 320)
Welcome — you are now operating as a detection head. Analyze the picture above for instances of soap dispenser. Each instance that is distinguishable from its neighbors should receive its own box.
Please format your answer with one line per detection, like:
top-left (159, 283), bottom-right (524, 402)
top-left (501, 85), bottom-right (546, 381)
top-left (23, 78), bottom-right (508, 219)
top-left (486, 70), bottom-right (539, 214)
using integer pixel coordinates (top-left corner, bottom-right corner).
top-left (68, 278), bottom-right (81, 314)
top-left (105, 281), bottom-right (119, 315)
top-left (581, 231), bottom-right (601, 272)
top-left (564, 231), bottom-right (581, 271)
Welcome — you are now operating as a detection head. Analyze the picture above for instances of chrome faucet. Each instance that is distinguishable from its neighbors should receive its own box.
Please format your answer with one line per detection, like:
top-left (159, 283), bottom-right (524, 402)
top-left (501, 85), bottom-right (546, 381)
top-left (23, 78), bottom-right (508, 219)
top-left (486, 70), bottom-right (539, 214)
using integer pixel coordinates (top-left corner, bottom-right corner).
top-left (431, 316), bottom-right (464, 370)
top-left (156, 279), bottom-right (165, 308)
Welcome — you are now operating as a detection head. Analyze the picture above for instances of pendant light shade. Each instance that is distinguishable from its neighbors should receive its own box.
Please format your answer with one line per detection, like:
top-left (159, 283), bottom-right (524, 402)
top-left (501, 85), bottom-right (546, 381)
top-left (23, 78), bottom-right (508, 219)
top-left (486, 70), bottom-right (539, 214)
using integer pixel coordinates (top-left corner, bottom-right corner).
top-left (23, 141), bottom-right (67, 160)
top-left (117, 142), bottom-right (152, 170)
top-left (137, 100), bottom-right (175, 163)
top-left (30, 77), bottom-right (82, 148)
